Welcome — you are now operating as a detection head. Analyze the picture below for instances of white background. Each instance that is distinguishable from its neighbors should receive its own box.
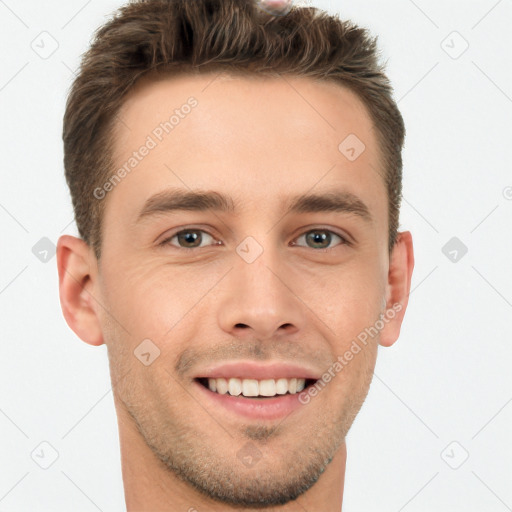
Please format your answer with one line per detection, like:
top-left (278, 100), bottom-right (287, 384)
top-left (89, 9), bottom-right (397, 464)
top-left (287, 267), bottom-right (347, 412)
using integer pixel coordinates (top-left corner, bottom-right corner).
top-left (1, 0), bottom-right (511, 510)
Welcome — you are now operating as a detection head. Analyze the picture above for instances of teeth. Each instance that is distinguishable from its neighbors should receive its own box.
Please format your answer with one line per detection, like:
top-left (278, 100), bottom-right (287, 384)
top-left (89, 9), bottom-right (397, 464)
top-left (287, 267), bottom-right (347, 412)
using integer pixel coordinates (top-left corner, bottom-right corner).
top-left (216, 378), bottom-right (229, 395)
top-left (228, 378), bottom-right (242, 396)
top-left (259, 379), bottom-right (276, 396)
top-left (275, 378), bottom-right (288, 394)
top-left (242, 379), bottom-right (259, 397)
top-left (206, 377), bottom-right (307, 397)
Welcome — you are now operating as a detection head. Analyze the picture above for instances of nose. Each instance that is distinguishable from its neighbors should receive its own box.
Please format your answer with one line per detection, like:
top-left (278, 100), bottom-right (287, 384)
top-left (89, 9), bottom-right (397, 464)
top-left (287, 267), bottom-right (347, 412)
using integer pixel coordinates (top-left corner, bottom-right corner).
top-left (216, 247), bottom-right (304, 340)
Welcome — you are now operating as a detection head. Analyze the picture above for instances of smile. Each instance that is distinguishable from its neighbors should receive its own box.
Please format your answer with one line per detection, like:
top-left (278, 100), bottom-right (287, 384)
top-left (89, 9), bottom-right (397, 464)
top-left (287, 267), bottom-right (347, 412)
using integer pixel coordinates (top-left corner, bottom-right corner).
top-left (194, 376), bottom-right (319, 420)
top-left (197, 377), bottom-right (316, 398)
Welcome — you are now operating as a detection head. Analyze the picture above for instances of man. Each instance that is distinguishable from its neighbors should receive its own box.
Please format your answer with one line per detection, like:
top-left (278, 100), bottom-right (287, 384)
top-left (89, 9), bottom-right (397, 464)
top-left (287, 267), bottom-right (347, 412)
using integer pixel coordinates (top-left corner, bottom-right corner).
top-left (57, 0), bottom-right (414, 510)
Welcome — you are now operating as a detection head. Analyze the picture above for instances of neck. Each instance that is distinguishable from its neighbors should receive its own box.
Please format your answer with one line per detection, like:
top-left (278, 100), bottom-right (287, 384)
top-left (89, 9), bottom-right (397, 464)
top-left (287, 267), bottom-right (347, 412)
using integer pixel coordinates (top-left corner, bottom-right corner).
top-left (117, 406), bottom-right (346, 512)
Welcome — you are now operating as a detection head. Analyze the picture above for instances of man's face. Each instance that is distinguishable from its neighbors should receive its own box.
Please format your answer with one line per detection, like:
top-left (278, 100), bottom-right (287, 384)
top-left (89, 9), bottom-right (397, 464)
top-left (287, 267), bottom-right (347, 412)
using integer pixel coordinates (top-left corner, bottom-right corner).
top-left (95, 73), bottom-right (391, 506)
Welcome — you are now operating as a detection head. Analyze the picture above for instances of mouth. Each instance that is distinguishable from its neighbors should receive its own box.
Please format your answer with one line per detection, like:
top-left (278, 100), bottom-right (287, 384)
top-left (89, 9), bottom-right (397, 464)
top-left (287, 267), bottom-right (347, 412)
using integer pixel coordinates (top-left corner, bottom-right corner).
top-left (194, 377), bottom-right (319, 420)
top-left (195, 377), bottom-right (318, 399)
top-left (192, 361), bottom-right (323, 420)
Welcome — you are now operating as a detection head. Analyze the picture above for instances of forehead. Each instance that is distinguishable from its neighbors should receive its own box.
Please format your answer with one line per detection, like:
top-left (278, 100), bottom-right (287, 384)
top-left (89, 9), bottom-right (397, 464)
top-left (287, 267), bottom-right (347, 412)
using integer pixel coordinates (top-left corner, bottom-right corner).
top-left (108, 72), bottom-right (386, 223)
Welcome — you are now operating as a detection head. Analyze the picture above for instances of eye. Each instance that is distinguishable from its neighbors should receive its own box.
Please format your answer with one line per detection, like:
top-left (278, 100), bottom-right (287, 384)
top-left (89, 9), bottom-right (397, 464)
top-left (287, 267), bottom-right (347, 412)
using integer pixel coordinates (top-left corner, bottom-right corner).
top-left (291, 229), bottom-right (349, 250)
top-left (160, 229), bottom-right (221, 249)
top-left (159, 227), bottom-right (349, 251)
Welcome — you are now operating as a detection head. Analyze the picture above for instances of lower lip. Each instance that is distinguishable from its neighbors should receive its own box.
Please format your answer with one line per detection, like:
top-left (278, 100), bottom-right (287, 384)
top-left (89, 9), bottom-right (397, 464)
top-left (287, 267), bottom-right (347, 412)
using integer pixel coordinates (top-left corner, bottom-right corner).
top-left (194, 380), bottom-right (309, 420)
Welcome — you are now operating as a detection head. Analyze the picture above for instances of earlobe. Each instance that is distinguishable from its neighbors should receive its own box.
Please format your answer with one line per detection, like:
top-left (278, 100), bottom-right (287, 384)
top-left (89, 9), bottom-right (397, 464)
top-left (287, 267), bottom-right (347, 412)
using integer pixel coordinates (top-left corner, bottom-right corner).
top-left (56, 235), bottom-right (104, 346)
top-left (379, 231), bottom-right (414, 348)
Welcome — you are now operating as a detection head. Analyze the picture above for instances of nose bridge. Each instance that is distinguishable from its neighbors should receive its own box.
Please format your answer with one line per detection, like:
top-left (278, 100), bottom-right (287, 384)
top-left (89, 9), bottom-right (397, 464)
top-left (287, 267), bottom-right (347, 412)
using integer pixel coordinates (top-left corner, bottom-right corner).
top-left (216, 238), bottom-right (303, 339)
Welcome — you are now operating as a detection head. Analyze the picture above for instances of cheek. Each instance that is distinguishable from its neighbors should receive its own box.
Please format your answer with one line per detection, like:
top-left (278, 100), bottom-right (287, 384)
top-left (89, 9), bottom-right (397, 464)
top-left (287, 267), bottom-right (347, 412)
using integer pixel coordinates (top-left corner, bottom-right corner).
top-left (100, 258), bottom-right (226, 340)
top-left (99, 260), bottom-right (170, 341)
top-left (299, 258), bottom-right (386, 344)
top-left (335, 341), bottom-right (378, 406)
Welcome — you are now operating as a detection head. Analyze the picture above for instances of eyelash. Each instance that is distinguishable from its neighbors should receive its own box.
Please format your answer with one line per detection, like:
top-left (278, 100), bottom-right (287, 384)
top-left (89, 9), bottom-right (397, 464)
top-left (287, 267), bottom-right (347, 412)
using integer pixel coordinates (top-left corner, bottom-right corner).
top-left (158, 227), bottom-right (351, 251)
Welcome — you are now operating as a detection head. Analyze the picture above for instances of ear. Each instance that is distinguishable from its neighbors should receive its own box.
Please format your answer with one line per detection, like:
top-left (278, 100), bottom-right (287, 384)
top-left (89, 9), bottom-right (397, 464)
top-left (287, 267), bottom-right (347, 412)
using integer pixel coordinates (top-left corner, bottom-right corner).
top-left (379, 231), bottom-right (414, 347)
top-left (56, 235), bottom-right (104, 346)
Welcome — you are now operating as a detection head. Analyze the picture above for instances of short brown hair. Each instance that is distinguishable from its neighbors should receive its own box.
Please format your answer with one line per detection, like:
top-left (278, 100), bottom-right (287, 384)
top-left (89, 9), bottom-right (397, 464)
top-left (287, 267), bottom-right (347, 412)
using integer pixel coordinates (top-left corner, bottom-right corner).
top-left (63, 0), bottom-right (405, 259)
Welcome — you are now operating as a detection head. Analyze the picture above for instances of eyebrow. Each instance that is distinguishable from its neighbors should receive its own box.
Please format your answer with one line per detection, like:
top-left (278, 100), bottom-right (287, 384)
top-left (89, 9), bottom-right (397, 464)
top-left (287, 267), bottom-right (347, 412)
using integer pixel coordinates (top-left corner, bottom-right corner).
top-left (136, 188), bottom-right (372, 223)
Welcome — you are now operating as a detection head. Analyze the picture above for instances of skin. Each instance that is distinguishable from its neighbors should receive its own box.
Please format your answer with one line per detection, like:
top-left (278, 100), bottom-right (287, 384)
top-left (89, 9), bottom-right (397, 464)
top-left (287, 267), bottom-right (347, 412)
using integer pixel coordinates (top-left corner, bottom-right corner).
top-left (57, 72), bottom-right (414, 512)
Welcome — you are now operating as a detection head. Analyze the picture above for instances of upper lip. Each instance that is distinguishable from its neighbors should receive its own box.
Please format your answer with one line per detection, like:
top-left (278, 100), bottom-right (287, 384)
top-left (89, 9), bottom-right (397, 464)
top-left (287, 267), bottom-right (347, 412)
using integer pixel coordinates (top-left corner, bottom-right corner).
top-left (194, 361), bottom-right (322, 381)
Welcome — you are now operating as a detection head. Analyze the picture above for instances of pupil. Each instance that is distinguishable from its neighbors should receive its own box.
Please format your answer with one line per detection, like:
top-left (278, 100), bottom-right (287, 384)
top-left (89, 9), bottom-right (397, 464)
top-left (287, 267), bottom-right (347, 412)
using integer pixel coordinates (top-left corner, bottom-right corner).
top-left (307, 231), bottom-right (330, 249)
top-left (179, 231), bottom-right (200, 247)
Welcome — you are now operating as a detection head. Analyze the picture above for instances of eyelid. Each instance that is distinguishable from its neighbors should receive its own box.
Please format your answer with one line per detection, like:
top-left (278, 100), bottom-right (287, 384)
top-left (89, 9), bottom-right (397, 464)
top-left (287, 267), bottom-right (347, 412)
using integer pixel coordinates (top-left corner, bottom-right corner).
top-left (291, 228), bottom-right (351, 249)
top-left (158, 225), bottom-right (352, 250)
top-left (157, 226), bottom-right (221, 248)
